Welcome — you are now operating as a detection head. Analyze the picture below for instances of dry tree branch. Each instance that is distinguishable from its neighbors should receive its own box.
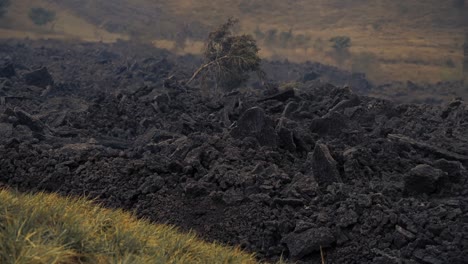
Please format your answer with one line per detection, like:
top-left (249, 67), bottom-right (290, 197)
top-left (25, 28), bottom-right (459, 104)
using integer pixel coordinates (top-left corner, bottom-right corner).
top-left (187, 18), bottom-right (263, 92)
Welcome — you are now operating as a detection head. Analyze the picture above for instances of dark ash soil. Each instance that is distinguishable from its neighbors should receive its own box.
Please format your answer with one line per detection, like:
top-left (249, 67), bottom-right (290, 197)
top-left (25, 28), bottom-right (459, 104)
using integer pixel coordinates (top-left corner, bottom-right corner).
top-left (1, 39), bottom-right (467, 264)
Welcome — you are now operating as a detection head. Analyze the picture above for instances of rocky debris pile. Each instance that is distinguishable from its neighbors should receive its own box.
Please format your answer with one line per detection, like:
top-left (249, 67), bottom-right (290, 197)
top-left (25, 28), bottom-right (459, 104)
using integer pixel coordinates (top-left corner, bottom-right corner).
top-left (0, 40), bottom-right (467, 264)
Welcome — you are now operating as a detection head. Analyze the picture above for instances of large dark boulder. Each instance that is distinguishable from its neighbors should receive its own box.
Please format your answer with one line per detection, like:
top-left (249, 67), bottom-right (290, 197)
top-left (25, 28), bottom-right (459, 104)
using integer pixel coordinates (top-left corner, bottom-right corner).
top-left (276, 117), bottom-right (297, 152)
top-left (434, 159), bottom-right (466, 183)
top-left (258, 88), bottom-right (295, 102)
top-left (310, 111), bottom-right (348, 136)
top-left (277, 126), bottom-right (296, 152)
top-left (230, 107), bottom-right (277, 147)
top-left (24, 67), bottom-right (54, 88)
top-left (282, 227), bottom-right (335, 259)
top-left (302, 71), bottom-right (320, 82)
top-left (13, 108), bottom-right (47, 134)
top-left (309, 143), bottom-right (342, 187)
top-left (139, 175), bottom-right (165, 194)
top-left (404, 164), bottom-right (446, 195)
top-left (0, 63), bottom-right (16, 78)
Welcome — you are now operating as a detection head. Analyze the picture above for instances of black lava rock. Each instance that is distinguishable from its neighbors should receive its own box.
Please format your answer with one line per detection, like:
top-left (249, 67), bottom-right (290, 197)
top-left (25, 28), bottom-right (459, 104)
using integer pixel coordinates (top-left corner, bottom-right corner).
top-left (282, 227), bottom-right (335, 259)
top-left (24, 67), bottom-right (54, 88)
top-left (404, 164), bottom-right (446, 195)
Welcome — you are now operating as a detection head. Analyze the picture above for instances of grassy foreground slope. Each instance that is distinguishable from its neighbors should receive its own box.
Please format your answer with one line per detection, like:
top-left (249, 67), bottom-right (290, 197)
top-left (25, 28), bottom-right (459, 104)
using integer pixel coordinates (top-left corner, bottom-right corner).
top-left (0, 189), bottom-right (258, 264)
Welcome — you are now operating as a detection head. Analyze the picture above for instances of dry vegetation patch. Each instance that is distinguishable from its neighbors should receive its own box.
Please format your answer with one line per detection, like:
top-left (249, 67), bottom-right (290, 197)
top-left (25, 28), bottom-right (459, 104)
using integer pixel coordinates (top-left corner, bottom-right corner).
top-left (0, 188), bottom-right (259, 264)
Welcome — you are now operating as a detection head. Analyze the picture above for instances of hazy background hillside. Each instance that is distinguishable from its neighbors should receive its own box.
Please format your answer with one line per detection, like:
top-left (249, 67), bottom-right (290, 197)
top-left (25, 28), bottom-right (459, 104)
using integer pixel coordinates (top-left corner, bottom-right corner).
top-left (1, 0), bottom-right (467, 84)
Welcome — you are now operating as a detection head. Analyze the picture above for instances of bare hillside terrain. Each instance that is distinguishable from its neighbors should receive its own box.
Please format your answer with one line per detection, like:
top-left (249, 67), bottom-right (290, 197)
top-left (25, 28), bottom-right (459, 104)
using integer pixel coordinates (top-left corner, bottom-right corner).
top-left (1, 0), bottom-right (467, 84)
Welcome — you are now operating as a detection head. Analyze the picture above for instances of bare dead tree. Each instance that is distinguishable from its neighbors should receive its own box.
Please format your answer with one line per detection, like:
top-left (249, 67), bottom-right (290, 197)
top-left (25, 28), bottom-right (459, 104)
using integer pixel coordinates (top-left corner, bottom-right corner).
top-left (464, 32), bottom-right (468, 88)
top-left (187, 18), bottom-right (264, 93)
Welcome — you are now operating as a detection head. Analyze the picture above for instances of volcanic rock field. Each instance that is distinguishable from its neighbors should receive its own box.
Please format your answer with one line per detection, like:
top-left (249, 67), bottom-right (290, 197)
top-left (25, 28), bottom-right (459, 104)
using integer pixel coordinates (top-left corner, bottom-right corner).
top-left (0, 39), bottom-right (467, 263)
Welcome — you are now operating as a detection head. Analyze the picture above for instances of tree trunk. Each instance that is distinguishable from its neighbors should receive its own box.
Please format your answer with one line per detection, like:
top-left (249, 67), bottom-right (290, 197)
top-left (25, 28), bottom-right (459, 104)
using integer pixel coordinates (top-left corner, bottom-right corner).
top-left (464, 32), bottom-right (468, 89)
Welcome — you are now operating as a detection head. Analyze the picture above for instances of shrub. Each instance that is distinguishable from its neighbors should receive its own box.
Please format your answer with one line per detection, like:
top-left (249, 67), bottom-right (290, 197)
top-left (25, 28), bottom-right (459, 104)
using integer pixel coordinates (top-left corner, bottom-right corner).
top-left (0, 0), bottom-right (10, 18)
top-left (446, 58), bottom-right (456, 68)
top-left (265, 28), bottom-right (278, 46)
top-left (293, 34), bottom-right (311, 48)
top-left (278, 29), bottom-right (293, 48)
top-left (329, 36), bottom-right (351, 65)
top-left (29, 7), bottom-right (56, 26)
top-left (351, 52), bottom-right (377, 73)
top-left (330, 36), bottom-right (351, 50)
top-left (187, 18), bottom-right (264, 92)
top-left (372, 20), bottom-right (385, 31)
top-left (174, 24), bottom-right (192, 52)
top-left (312, 37), bottom-right (325, 52)
top-left (254, 26), bottom-right (265, 40)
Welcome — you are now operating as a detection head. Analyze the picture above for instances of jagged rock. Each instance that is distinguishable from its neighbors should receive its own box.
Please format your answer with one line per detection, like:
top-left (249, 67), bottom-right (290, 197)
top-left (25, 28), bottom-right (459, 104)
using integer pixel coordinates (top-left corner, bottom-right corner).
top-left (152, 93), bottom-right (171, 113)
top-left (12, 108), bottom-right (49, 135)
top-left (404, 164), bottom-right (446, 195)
top-left (388, 134), bottom-right (468, 162)
top-left (282, 227), bottom-right (335, 258)
top-left (139, 175), bottom-right (165, 194)
top-left (23, 67), bottom-right (54, 88)
top-left (282, 101), bottom-right (299, 118)
top-left (328, 95), bottom-right (361, 113)
top-left (309, 143), bottom-right (342, 187)
top-left (96, 50), bottom-right (120, 64)
top-left (302, 71), bottom-right (320, 82)
top-left (277, 126), bottom-right (296, 152)
top-left (276, 118), bottom-right (297, 152)
top-left (336, 208), bottom-right (359, 227)
top-left (222, 188), bottom-right (245, 205)
top-left (258, 88), bottom-right (295, 102)
top-left (310, 111), bottom-right (348, 136)
top-left (441, 98), bottom-right (463, 119)
top-left (230, 107), bottom-right (277, 147)
top-left (434, 159), bottom-right (466, 182)
top-left (395, 225), bottom-right (416, 240)
top-left (0, 63), bottom-right (15, 78)
top-left (413, 249), bottom-right (443, 264)
top-left (184, 146), bottom-right (204, 166)
top-left (0, 123), bottom-right (13, 142)
top-left (184, 181), bottom-right (209, 197)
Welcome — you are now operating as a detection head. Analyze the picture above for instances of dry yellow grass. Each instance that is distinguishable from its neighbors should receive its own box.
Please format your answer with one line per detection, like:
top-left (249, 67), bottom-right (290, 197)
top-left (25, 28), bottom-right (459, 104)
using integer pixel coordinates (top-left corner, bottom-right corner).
top-left (0, 0), bottom-right (126, 42)
top-left (0, 188), bottom-right (260, 264)
top-left (161, 0), bottom-right (466, 84)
